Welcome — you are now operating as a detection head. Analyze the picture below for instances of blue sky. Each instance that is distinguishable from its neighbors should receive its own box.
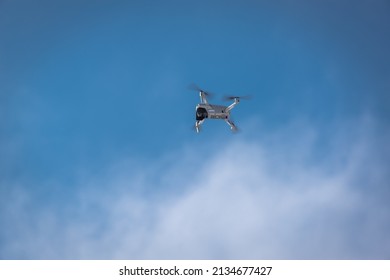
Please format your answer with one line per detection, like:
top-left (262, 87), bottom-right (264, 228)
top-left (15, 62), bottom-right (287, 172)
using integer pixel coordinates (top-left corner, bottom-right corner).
top-left (1, 0), bottom-right (389, 259)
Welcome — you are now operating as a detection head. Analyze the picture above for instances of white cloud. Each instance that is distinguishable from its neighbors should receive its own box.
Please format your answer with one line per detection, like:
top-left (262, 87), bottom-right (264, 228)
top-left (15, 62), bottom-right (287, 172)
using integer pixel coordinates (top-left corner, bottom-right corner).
top-left (1, 117), bottom-right (389, 259)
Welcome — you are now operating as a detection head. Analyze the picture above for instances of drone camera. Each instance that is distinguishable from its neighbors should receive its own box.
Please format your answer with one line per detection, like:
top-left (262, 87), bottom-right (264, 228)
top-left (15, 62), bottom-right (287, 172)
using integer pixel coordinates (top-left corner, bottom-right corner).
top-left (196, 107), bottom-right (208, 120)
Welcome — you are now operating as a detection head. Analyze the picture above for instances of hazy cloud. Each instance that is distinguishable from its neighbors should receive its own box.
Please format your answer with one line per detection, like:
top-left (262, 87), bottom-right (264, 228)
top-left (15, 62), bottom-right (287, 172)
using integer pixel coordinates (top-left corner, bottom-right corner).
top-left (1, 117), bottom-right (389, 259)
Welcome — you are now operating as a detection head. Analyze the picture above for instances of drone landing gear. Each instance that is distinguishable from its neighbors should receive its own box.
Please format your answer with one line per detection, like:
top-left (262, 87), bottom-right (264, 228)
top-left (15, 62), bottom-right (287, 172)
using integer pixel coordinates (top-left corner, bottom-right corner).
top-left (225, 118), bottom-right (237, 132)
top-left (195, 119), bottom-right (205, 133)
top-left (196, 119), bottom-right (237, 133)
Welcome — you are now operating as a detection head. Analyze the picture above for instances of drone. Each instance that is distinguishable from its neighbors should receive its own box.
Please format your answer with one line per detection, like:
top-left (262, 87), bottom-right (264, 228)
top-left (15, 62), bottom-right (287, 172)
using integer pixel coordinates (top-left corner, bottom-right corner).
top-left (190, 84), bottom-right (250, 133)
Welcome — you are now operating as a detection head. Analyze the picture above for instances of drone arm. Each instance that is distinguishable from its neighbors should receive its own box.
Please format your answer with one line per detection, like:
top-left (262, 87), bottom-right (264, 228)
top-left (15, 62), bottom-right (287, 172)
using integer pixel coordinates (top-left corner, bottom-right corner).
top-left (199, 92), bottom-right (209, 104)
top-left (225, 118), bottom-right (237, 132)
top-left (195, 119), bottom-right (205, 133)
top-left (225, 98), bottom-right (239, 112)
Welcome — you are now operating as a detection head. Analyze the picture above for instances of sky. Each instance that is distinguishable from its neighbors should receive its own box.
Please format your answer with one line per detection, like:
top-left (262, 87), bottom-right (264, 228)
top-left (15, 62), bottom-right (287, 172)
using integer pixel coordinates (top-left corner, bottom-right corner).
top-left (0, 0), bottom-right (389, 259)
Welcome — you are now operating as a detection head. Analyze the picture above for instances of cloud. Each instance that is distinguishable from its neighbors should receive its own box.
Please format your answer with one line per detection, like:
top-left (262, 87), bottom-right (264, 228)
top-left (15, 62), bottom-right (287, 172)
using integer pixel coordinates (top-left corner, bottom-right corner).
top-left (0, 116), bottom-right (389, 259)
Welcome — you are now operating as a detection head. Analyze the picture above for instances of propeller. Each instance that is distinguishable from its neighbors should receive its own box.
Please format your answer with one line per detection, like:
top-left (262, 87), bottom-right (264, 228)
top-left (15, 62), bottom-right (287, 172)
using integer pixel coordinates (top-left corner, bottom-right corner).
top-left (223, 94), bottom-right (252, 101)
top-left (188, 83), bottom-right (214, 98)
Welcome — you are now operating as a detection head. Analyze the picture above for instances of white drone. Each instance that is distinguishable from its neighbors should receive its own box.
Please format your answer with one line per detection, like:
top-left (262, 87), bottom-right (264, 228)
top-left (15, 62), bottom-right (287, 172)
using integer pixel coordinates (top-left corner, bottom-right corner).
top-left (190, 84), bottom-right (250, 133)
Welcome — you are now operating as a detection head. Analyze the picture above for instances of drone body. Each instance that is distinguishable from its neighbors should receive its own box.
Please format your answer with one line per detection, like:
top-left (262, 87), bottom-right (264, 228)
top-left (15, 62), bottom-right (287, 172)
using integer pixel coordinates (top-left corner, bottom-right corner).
top-left (193, 87), bottom-right (244, 133)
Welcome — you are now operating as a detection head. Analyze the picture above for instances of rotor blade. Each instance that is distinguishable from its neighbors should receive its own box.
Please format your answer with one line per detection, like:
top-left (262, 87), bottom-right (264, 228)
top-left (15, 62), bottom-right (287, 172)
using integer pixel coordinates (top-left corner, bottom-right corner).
top-left (188, 83), bottom-right (202, 92)
top-left (188, 83), bottom-right (214, 97)
top-left (223, 94), bottom-right (252, 101)
top-left (232, 126), bottom-right (240, 133)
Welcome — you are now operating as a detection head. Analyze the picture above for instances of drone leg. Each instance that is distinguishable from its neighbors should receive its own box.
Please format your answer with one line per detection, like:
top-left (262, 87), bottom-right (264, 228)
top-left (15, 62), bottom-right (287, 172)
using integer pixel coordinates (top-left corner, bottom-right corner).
top-left (199, 92), bottom-right (209, 104)
top-left (225, 118), bottom-right (237, 132)
top-left (225, 98), bottom-right (240, 113)
top-left (195, 120), bottom-right (205, 133)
